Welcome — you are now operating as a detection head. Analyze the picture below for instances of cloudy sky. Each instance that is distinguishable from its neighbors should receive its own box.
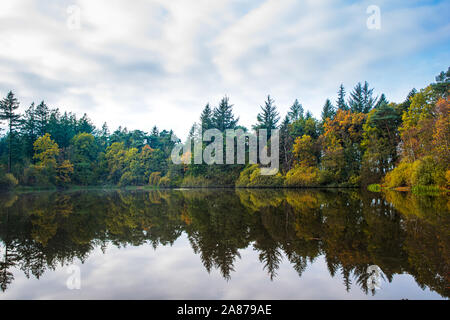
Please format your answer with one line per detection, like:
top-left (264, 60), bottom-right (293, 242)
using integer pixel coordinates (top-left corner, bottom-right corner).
top-left (0, 0), bottom-right (449, 137)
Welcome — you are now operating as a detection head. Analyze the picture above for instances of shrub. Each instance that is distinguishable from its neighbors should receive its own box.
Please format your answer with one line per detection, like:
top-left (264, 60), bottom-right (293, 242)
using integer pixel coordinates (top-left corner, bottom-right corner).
top-left (118, 171), bottom-right (135, 187)
top-left (410, 156), bottom-right (446, 187)
top-left (384, 162), bottom-right (413, 188)
top-left (411, 157), bottom-right (432, 186)
top-left (248, 168), bottom-right (284, 187)
top-left (158, 176), bottom-right (171, 188)
top-left (149, 172), bottom-right (161, 186)
top-left (22, 165), bottom-right (53, 186)
top-left (367, 184), bottom-right (381, 192)
top-left (236, 165), bottom-right (284, 187)
top-left (181, 175), bottom-right (212, 187)
top-left (384, 157), bottom-right (446, 188)
top-left (236, 165), bottom-right (258, 187)
top-left (317, 169), bottom-right (335, 186)
top-left (285, 165), bottom-right (320, 187)
top-left (0, 173), bottom-right (18, 190)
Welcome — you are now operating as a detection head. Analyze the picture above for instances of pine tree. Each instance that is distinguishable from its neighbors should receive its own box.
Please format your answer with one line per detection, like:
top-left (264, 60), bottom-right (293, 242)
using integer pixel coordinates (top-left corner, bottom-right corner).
top-left (305, 110), bottom-right (313, 119)
top-left (361, 81), bottom-right (376, 113)
top-left (432, 67), bottom-right (450, 98)
top-left (200, 103), bottom-right (213, 131)
top-left (99, 122), bottom-right (110, 149)
top-left (321, 99), bottom-right (335, 122)
top-left (349, 82), bottom-right (364, 113)
top-left (212, 97), bottom-right (239, 131)
top-left (375, 93), bottom-right (388, 108)
top-left (336, 84), bottom-right (348, 111)
top-left (253, 95), bottom-right (280, 131)
top-left (151, 125), bottom-right (159, 136)
top-left (0, 91), bottom-right (21, 172)
top-left (288, 99), bottom-right (304, 122)
top-left (22, 102), bottom-right (37, 159)
top-left (349, 81), bottom-right (377, 113)
top-left (397, 88), bottom-right (417, 114)
top-left (34, 101), bottom-right (49, 137)
top-left (77, 113), bottom-right (95, 134)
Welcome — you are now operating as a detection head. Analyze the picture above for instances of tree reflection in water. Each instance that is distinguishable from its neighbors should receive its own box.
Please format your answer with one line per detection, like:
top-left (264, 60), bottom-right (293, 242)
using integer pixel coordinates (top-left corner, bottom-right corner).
top-left (0, 189), bottom-right (448, 297)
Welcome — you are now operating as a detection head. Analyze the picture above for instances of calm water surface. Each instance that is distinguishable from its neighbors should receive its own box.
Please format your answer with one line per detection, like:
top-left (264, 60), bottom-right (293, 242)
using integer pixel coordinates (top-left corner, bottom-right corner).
top-left (0, 189), bottom-right (448, 299)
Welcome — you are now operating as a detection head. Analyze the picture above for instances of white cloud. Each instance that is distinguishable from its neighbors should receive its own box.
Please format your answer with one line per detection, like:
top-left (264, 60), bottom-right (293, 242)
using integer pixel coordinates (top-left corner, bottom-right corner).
top-left (0, 0), bottom-right (448, 137)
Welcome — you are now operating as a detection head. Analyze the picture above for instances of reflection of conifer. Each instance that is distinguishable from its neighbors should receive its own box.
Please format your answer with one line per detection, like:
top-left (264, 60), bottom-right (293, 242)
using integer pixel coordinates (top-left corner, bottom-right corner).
top-left (342, 267), bottom-right (352, 292)
top-left (288, 253), bottom-right (308, 278)
top-left (0, 247), bottom-right (16, 292)
top-left (258, 246), bottom-right (282, 281)
top-left (326, 259), bottom-right (339, 277)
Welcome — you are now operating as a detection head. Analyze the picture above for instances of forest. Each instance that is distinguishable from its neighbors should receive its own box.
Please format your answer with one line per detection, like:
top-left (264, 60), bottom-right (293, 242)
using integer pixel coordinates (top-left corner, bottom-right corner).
top-left (0, 68), bottom-right (448, 191)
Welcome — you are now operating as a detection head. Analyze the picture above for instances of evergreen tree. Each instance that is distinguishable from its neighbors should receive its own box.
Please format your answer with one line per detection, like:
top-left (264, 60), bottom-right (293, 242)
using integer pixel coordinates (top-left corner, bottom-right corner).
top-left (22, 102), bottom-right (37, 159)
top-left (375, 93), bottom-right (388, 109)
top-left (305, 110), bottom-right (313, 119)
top-left (212, 97), bottom-right (239, 131)
top-left (151, 125), bottom-right (159, 136)
top-left (34, 101), bottom-right (49, 137)
top-left (361, 81), bottom-right (377, 113)
top-left (349, 82), bottom-right (364, 113)
top-left (349, 81), bottom-right (377, 113)
top-left (253, 95), bottom-right (280, 131)
top-left (336, 84), bottom-right (348, 111)
top-left (397, 88), bottom-right (417, 114)
top-left (77, 113), bottom-right (95, 134)
top-left (288, 99), bottom-right (304, 122)
top-left (321, 99), bottom-right (336, 123)
top-left (432, 67), bottom-right (449, 98)
top-left (200, 103), bottom-right (213, 131)
top-left (0, 91), bottom-right (21, 172)
top-left (98, 122), bottom-right (110, 150)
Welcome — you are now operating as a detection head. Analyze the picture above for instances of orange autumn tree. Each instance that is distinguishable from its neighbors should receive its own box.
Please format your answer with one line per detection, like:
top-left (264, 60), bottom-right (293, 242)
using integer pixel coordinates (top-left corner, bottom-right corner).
top-left (320, 110), bottom-right (367, 186)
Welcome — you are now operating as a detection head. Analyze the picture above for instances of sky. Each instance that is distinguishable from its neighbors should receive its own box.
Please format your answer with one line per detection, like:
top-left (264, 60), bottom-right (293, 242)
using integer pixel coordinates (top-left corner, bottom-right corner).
top-left (0, 0), bottom-right (449, 138)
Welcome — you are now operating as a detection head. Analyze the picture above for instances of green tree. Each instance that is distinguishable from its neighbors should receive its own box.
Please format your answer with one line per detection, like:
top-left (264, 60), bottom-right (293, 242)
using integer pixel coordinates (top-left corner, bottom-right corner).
top-left (253, 95), bottom-right (280, 132)
top-left (34, 101), bottom-right (49, 137)
top-left (33, 133), bottom-right (59, 167)
top-left (0, 91), bottom-right (22, 172)
top-left (70, 133), bottom-right (98, 185)
top-left (375, 93), bottom-right (388, 109)
top-left (431, 67), bottom-right (449, 98)
top-left (22, 102), bottom-right (38, 159)
top-left (288, 99), bottom-right (304, 122)
top-left (200, 103), bottom-right (213, 131)
top-left (321, 99), bottom-right (336, 123)
top-left (349, 82), bottom-right (376, 113)
top-left (361, 103), bottom-right (401, 184)
top-left (336, 84), bottom-right (348, 111)
top-left (212, 97), bottom-right (239, 131)
top-left (77, 113), bottom-right (95, 134)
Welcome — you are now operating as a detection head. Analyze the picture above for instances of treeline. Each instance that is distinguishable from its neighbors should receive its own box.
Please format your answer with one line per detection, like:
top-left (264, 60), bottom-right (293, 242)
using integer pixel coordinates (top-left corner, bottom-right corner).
top-left (0, 68), bottom-right (448, 190)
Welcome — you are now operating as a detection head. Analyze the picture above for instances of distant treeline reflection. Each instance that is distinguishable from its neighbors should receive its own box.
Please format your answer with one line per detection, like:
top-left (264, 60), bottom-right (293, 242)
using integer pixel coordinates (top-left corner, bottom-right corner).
top-left (0, 189), bottom-right (448, 297)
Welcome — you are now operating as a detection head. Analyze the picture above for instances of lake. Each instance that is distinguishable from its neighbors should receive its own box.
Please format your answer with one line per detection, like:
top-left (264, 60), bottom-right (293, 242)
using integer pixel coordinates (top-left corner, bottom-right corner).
top-left (0, 188), bottom-right (448, 299)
